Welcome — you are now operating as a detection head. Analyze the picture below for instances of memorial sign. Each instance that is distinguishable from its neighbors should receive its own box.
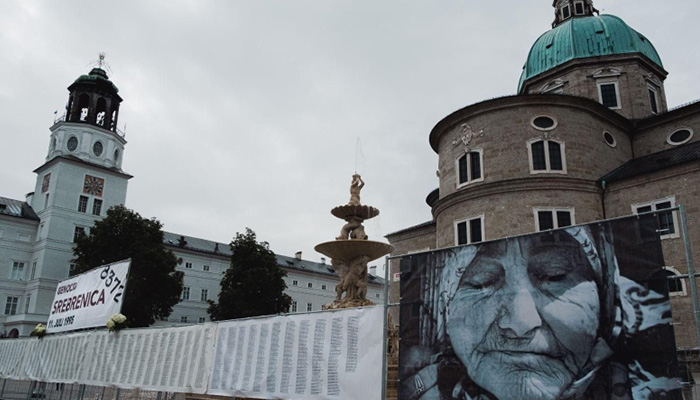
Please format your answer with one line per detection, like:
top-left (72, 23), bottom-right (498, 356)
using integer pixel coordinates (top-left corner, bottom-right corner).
top-left (47, 260), bottom-right (130, 333)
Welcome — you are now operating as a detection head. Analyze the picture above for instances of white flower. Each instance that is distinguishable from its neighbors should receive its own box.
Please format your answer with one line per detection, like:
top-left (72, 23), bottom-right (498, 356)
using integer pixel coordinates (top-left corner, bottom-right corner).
top-left (106, 319), bottom-right (115, 330)
top-left (112, 313), bottom-right (126, 324)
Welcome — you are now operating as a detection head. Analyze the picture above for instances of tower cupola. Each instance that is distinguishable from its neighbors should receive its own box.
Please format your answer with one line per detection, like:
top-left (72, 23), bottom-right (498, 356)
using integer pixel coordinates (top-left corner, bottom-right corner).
top-left (552, 0), bottom-right (598, 27)
top-left (65, 55), bottom-right (122, 133)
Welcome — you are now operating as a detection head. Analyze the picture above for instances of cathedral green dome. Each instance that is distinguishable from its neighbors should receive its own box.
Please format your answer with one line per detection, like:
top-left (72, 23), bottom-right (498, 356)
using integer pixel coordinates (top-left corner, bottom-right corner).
top-left (518, 14), bottom-right (663, 92)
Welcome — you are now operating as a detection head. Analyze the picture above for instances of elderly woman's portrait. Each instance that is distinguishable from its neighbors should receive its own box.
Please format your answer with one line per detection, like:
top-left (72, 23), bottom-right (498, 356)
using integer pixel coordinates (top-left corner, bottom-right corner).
top-left (399, 216), bottom-right (681, 400)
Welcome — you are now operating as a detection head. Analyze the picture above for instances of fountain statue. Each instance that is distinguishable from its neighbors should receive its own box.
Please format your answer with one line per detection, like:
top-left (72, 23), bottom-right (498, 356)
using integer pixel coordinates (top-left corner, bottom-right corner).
top-left (315, 174), bottom-right (393, 309)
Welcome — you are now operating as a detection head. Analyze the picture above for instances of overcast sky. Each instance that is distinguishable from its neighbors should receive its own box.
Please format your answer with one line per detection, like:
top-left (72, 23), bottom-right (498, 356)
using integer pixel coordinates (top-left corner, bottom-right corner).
top-left (1, 0), bottom-right (698, 275)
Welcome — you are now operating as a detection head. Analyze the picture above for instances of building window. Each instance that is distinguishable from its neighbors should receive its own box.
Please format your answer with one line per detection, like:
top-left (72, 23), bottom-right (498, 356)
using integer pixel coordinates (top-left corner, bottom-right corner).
top-left (648, 86), bottom-right (659, 114)
top-left (4, 296), bottom-right (18, 315)
top-left (93, 141), bottom-right (104, 157)
top-left (73, 226), bottom-right (86, 242)
top-left (633, 197), bottom-right (679, 239)
top-left (201, 289), bottom-right (208, 302)
top-left (185, 262), bottom-right (192, 269)
top-left (203, 265), bottom-right (210, 271)
top-left (44, 193), bottom-right (50, 210)
top-left (25, 295), bottom-right (31, 314)
top-left (69, 263), bottom-right (76, 275)
top-left (574, 1), bottom-right (584, 14)
top-left (10, 262), bottom-right (25, 280)
top-left (199, 317), bottom-right (206, 323)
top-left (528, 139), bottom-right (565, 173)
top-left (67, 136), bottom-right (79, 152)
top-left (181, 316), bottom-right (188, 323)
top-left (292, 301), bottom-right (297, 312)
top-left (182, 286), bottom-right (190, 300)
top-left (376, 293), bottom-right (380, 299)
top-left (667, 128), bottom-right (694, 146)
top-left (530, 115), bottom-right (557, 131)
top-left (292, 280), bottom-right (298, 286)
top-left (603, 131), bottom-right (616, 148)
top-left (321, 284), bottom-right (327, 290)
top-left (662, 267), bottom-right (686, 296)
top-left (535, 208), bottom-right (574, 231)
top-left (455, 215), bottom-right (484, 246)
top-left (457, 150), bottom-right (483, 187)
top-left (92, 199), bottom-right (103, 216)
top-left (561, 4), bottom-right (571, 19)
top-left (31, 261), bottom-right (37, 280)
top-left (307, 282), bottom-right (313, 288)
top-left (307, 303), bottom-right (313, 312)
top-left (597, 82), bottom-right (621, 109)
top-left (78, 196), bottom-right (88, 212)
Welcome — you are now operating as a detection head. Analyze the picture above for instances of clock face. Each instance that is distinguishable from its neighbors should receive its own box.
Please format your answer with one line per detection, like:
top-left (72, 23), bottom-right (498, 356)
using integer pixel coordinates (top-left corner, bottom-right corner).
top-left (83, 175), bottom-right (104, 197)
top-left (41, 173), bottom-right (51, 194)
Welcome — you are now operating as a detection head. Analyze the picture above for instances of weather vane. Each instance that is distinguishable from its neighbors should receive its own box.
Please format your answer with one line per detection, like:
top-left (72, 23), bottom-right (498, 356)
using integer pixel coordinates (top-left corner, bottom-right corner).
top-left (88, 52), bottom-right (112, 74)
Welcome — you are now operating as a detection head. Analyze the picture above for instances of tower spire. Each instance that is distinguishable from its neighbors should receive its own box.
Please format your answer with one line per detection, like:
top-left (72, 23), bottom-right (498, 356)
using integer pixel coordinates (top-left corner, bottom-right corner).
top-left (552, 0), bottom-right (599, 28)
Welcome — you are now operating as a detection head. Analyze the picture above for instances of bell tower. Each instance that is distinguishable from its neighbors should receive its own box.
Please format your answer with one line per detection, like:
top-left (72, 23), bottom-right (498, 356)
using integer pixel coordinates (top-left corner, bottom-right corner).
top-left (30, 55), bottom-right (132, 281)
top-left (65, 53), bottom-right (122, 131)
top-left (46, 54), bottom-right (127, 171)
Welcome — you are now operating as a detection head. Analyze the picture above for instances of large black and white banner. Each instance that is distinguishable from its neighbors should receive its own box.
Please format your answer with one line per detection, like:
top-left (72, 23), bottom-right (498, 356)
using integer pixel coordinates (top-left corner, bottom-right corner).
top-left (47, 260), bottom-right (131, 333)
top-left (399, 216), bottom-right (682, 400)
top-left (208, 305), bottom-right (383, 400)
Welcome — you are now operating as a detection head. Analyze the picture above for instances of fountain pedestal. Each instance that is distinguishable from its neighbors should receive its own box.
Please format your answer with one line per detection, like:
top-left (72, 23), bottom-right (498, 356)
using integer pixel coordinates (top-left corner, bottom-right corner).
top-left (315, 175), bottom-right (393, 309)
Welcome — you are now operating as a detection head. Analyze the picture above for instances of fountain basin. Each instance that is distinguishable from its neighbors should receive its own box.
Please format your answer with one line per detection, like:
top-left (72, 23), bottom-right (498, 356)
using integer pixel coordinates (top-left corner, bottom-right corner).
top-left (315, 240), bottom-right (393, 264)
top-left (330, 204), bottom-right (380, 220)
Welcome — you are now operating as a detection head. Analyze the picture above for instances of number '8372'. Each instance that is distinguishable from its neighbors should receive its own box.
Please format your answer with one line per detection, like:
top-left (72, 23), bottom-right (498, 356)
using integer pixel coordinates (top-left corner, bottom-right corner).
top-left (100, 266), bottom-right (125, 303)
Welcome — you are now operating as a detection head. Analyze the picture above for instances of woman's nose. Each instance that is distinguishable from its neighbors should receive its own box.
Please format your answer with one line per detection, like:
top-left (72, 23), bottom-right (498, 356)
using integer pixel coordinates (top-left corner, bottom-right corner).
top-left (497, 287), bottom-right (542, 337)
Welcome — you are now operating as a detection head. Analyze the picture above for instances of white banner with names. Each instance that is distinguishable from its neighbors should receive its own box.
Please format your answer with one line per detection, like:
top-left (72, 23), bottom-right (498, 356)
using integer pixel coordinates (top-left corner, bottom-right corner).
top-left (208, 306), bottom-right (384, 400)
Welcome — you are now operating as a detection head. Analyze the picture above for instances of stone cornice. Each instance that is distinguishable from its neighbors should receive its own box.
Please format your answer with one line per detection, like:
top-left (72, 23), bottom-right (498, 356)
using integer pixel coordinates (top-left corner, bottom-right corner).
top-left (432, 176), bottom-right (601, 217)
top-left (429, 94), bottom-right (632, 152)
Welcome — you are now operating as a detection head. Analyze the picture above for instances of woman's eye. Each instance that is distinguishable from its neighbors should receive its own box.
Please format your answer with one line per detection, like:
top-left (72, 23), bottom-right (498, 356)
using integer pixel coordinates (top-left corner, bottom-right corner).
top-left (461, 276), bottom-right (498, 290)
top-left (547, 273), bottom-right (567, 282)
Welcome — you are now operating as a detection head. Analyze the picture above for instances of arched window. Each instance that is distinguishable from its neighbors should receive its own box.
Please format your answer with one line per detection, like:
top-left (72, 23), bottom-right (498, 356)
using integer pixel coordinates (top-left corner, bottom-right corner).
top-left (78, 94), bottom-right (90, 122)
top-left (456, 149), bottom-right (483, 187)
top-left (527, 139), bottom-right (566, 173)
top-left (110, 109), bottom-right (118, 131)
top-left (96, 98), bottom-right (107, 126)
top-left (66, 96), bottom-right (74, 121)
top-left (649, 267), bottom-right (686, 296)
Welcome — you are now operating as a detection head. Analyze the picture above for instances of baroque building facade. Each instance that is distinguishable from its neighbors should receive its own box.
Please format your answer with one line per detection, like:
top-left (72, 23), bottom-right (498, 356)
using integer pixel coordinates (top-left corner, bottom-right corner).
top-left (387, 0), bottom-right (700, 351)
top-left (0, 67), bottom-right (384, 337)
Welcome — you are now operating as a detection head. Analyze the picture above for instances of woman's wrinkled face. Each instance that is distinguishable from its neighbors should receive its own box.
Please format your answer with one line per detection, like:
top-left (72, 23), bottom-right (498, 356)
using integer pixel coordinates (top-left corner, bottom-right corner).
top-left (447, 236), bottom-right (600, 400)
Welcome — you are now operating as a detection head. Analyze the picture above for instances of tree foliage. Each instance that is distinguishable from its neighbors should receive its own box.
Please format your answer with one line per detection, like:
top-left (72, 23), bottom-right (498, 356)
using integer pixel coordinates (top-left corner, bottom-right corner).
top-left (73, 205), bottom-right (183, 327)
top-left (207, 228), bottom-right (292, 320)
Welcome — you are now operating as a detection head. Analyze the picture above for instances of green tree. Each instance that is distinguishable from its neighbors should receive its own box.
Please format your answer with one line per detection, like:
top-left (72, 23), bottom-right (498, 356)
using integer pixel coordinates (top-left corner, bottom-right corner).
top-left (73, 205), bottom-right (183, 327)
top-left (207, 228), bottom-right (292, 320)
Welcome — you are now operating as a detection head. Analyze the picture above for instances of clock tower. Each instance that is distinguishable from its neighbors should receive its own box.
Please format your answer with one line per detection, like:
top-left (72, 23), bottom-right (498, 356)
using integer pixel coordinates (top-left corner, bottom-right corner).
top-left (27, 60), bottom-right (132, 304)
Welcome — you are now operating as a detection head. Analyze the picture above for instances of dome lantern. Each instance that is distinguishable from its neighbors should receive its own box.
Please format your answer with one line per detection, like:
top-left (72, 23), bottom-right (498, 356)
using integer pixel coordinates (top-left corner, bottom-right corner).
top-left (552, 0), bottom-right (599, 27)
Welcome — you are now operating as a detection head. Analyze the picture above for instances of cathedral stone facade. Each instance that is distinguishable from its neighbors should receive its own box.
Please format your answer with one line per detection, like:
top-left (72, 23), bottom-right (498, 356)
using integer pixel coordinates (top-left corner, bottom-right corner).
top-left (387, 1), bottom-right (700, 349)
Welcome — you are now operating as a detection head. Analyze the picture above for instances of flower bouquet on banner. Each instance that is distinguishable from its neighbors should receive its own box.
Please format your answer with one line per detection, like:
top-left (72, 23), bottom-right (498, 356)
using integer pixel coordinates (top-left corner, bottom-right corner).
top-left (107, 313), bottom-right (127, 332)
top-left (30, 324), bottom-right (47, 339)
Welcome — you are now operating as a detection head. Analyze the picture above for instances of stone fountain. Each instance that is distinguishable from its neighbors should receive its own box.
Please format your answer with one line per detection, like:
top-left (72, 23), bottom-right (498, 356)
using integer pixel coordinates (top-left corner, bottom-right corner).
top-left (315, 174), bottom-right (393, 309)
